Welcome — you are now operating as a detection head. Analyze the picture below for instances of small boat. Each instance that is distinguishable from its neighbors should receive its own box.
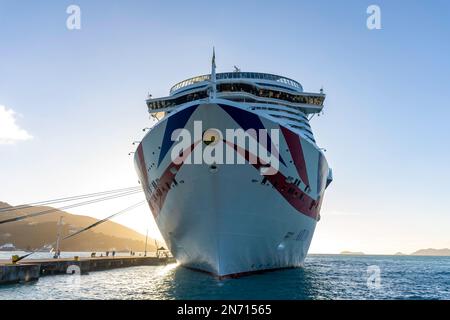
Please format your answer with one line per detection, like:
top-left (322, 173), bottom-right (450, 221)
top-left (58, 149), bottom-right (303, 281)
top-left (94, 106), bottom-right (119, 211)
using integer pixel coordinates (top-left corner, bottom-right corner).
top-left (0, 243), bottom-right (16, 251)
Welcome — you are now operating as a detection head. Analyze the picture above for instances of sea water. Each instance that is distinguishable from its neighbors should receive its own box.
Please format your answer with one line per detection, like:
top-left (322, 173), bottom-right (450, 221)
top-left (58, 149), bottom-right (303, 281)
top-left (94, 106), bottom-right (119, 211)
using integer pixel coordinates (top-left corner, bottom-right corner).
top-left (0, 254), bottom-right (449, 300)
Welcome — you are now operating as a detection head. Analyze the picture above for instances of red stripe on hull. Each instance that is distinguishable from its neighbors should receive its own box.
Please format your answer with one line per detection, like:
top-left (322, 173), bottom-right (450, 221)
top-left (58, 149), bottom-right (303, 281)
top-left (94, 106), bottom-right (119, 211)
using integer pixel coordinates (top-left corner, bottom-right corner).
top-left (280, 126), bottom-right (310, 187)
top-left (146, 142), bottom-right (200, 217)
top-left (143, 138), bottom-right (320, 221)
top-left (225, 141), bottom-right (320, 220)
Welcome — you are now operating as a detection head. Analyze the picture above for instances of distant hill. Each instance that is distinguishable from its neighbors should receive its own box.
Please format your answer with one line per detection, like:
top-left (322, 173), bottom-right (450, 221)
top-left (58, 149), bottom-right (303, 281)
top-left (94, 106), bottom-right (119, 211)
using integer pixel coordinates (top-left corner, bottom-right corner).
top-left (340, 251), bottom-right (365, 255)
top-left (0, 201), bottom-right (157, 252)
top-left (411, 248), bottom-right (450, 256)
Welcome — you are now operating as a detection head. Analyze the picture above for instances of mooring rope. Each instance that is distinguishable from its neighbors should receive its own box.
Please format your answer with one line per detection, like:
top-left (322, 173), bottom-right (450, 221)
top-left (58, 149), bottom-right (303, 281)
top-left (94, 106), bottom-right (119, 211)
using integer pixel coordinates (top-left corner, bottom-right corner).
top-left (63, 201), bottom-right (146, 241)
top-left (0, 186), bottom-right (141, 213)
top-left (14, 200), bottom-right (146, 262)
top-left (0, 189), bottom-right (143, 225)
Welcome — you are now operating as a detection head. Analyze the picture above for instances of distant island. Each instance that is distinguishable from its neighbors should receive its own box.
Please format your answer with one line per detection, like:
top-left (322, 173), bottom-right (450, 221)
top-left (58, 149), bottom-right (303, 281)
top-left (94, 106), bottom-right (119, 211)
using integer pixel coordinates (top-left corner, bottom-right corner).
top-left (337, 249), bottom-right (450, 256)
top-left (340, 251), bottom-right (365, 255)
top-left (0, 201), bottom-right (157, 252)
top-left (411, 248), bottom-right (450, 256)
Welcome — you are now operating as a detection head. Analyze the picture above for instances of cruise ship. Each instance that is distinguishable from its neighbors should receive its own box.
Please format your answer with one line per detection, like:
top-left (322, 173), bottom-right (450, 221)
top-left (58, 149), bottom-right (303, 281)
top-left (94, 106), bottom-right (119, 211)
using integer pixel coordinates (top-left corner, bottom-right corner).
top-left (134, 53), bottom-right (332, 277)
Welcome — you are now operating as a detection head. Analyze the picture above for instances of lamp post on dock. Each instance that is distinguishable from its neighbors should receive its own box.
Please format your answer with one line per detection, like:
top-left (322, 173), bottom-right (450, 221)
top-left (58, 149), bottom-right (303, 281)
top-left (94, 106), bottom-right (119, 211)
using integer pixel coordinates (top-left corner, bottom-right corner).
top-left (144, 228), bottom-right (148, 257)
top-left (54, 216), bottom-right (63, 259)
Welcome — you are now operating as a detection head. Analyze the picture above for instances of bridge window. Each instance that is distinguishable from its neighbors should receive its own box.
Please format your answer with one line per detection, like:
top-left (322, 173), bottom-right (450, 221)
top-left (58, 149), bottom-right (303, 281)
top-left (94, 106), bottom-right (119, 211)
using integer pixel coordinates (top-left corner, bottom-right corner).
top-left (148, 90), bottom-right (208, 110)
top-left (217, 83), bottom-right (324, 106)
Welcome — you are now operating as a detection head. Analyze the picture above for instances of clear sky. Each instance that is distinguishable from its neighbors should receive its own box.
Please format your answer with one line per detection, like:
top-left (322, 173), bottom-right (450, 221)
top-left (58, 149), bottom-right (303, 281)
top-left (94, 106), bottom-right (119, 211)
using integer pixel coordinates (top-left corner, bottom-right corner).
top-left (1, 0), bottom-right (449, 254)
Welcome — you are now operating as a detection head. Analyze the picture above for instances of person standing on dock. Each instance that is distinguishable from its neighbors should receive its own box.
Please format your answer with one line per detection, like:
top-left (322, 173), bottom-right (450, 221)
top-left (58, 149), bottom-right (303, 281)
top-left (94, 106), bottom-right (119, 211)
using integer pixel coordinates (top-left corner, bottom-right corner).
top-left (53, 249), bottom-right (61, 259)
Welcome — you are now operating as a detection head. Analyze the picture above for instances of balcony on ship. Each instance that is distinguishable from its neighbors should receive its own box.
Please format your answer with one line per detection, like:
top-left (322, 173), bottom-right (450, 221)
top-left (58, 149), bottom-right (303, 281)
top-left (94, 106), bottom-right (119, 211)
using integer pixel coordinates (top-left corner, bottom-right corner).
top-left (146, 72), bottom-right (325, 116)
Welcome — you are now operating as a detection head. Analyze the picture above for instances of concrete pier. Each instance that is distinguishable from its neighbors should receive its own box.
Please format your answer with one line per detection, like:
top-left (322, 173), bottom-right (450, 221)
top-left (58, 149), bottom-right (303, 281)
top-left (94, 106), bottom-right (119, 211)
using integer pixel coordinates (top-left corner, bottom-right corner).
top-left (0, 256), bottom-right (176, 285)
top-left (0, 263), bottom-right (40, 284)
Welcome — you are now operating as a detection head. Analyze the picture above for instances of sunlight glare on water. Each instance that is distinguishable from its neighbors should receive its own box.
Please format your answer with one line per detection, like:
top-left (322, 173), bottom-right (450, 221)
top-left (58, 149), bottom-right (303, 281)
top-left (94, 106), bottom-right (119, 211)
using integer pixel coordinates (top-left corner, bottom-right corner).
top-left (0, 255), bottom-right (449, 300)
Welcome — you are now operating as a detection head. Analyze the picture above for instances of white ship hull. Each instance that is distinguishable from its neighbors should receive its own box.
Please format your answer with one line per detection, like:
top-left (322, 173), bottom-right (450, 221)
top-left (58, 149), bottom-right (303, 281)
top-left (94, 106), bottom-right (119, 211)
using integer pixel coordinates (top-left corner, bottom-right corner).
top-left (135, 100), bottom-right (330, 277)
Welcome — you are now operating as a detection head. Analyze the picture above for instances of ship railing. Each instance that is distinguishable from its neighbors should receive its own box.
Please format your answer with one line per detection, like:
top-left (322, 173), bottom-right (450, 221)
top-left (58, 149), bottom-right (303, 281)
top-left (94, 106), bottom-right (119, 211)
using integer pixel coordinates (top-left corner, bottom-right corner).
top-left (216, 91), bottom-right (324, 113)
top-left (170, 72), bottom-right (302, 94)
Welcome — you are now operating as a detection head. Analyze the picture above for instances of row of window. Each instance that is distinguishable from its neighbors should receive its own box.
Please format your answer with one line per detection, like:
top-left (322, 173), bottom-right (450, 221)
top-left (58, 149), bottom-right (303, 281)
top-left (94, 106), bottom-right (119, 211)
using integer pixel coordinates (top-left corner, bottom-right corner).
top-left (217, 83), bottom-right (324, 106)
top-left (269, 114), bottom-right (314, 135)
top-left (248, 100), bottom-right (320, 115)
top-left (279, 103), bottom-right (315, 115)
top-left (149, 83), bottom-right (324, 111)
top-left (248, 106), bottom-right (316, 142)
top-left (290, 125), bottom-right (316, 143)
top-left (216, 72), bottom-right (301, 88)
top-left (256, 82), bottom-right (297, 92)
top-left (249, 106), bottom-right (312, 130)
top-left (172, 84), bottom-right (208, 97)
top-left (170, 75), bottom-right (210, 93)
top-left (148, 91), bottom-right (208, 110)
top-left (250, 105), bottom-right (308, 120)
top-left (170, 72), bottom-right (301, 93)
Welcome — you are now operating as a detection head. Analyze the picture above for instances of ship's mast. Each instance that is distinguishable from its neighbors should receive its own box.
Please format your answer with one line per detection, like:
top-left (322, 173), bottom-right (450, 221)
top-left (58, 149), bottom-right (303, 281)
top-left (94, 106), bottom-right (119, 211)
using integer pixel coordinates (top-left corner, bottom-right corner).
top-left (210, 47), bottom-right (217, 99)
